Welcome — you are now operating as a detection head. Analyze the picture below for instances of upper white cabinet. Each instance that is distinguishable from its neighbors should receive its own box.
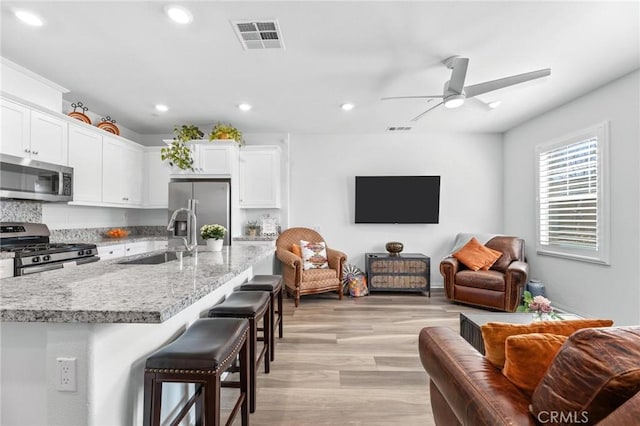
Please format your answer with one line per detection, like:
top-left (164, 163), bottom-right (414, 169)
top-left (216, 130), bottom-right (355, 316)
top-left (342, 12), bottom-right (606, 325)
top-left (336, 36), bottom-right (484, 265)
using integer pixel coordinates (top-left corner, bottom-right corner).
top-left (239, 146), bottom-right (281, 208)
top-left (68, 124), bottom-right (103, 203)
top-left (0, 98), bottom-right (68, 165)
top-left (30, 110), bottom-right (68, 165)
top-left (102, 136), bottom-right (143, 206)
top-left (0, 99), bottom-right (31, 157)
top-left (167, 140), bottom-right (239, 175)
top-left (143, 147), bottom-right (170, 208)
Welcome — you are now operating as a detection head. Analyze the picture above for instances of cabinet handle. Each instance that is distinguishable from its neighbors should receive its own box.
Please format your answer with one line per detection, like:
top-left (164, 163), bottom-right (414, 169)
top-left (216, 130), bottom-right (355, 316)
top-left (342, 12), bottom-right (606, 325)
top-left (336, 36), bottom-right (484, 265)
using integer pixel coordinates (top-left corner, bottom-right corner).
top-left (24, 148), bottom-right (31, 153)
top-left (126, 248), bottom-right (130, 252)
top-left (108, 251), bottom-right (114, 254)
top-left (32, 150), bottom-right (38, 155)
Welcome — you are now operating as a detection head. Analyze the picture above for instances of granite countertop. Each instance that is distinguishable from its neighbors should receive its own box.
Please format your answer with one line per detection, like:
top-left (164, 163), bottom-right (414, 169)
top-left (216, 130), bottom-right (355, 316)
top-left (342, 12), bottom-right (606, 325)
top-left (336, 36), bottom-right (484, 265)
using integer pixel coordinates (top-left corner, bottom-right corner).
top-left (232, 235), bottom-right (278, 241)
top-left (0, 245), bottom-right (272, 324)
top-left (52, 235), bottom-right (168, 247)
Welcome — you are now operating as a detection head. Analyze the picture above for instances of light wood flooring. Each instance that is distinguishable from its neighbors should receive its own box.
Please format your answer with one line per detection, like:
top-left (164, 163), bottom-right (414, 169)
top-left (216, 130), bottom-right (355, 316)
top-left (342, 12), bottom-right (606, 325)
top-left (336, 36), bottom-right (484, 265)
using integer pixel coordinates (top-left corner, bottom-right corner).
top-left (222, 289), bottom-right (486, 425)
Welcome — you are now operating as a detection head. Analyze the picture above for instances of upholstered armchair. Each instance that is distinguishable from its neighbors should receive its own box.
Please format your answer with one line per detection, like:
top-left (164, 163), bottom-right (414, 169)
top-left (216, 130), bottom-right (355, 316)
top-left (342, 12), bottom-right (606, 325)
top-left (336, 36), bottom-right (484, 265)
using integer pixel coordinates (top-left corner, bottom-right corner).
top-left (440, 236), bottom-right (529, 312)
top-left (276, 227), bottom-right (347, 307)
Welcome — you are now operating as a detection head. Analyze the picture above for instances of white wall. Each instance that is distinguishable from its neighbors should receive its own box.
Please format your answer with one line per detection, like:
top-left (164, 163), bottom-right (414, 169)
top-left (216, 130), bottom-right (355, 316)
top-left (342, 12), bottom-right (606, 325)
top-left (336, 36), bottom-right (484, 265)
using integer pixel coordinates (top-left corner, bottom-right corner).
top-left (504, 70), bottom-right (640, 325)
top-left (288, 132), bottom-right (504, 285)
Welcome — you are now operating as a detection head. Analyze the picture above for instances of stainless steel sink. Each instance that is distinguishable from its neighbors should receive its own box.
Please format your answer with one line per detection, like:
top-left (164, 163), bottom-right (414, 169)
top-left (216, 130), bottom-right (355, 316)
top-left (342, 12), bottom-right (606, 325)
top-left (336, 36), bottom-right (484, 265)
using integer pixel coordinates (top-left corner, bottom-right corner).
top-left (118, 251), bottom-right (188, 265)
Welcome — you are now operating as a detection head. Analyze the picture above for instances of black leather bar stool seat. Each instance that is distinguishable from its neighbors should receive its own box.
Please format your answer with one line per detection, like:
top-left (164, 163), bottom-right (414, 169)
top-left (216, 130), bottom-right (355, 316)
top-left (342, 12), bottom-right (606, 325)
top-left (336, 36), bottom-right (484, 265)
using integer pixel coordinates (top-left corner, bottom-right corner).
top-left (143, 317), bottom-right (250, 426)
top-left (208, 291), bottom-right (270, 413)
top-left (238, 275), bottom-right (284, 362)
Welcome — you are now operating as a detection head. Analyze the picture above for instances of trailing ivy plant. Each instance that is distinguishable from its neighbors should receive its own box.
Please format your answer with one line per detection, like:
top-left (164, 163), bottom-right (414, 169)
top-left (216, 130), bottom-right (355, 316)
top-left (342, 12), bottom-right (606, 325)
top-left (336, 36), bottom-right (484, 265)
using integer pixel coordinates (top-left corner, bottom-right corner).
top-left (159, 125), bottom-right (204, 171)
top-left (174, 124), bottom-right (204, 142)
top-left (160, 140), bottom-right (194, 171)
top-left (209, 122), bottom-right (244, 145)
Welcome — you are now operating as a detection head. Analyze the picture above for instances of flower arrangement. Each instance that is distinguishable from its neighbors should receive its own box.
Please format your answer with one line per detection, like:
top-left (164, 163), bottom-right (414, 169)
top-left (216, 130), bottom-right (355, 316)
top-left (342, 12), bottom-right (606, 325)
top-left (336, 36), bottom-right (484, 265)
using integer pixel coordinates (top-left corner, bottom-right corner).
top-left (200, 224), bottom-right (226, 240)
top-left (519, 290), bottom-right (560, 320)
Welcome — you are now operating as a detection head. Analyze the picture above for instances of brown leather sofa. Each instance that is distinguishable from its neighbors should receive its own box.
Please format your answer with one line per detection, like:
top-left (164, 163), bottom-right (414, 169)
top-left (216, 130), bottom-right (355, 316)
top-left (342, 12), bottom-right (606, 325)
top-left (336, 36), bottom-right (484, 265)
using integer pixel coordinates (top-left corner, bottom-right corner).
top-left (419, 326), bottom-right (640, 426)
top-left (440, 236), bottom-right (528, 312)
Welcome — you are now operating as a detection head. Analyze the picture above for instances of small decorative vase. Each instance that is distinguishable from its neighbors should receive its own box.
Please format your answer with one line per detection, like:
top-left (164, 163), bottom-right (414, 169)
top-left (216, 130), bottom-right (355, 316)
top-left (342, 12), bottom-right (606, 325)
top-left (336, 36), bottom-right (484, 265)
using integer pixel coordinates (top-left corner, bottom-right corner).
top-left (206, 239), bottom-right (223, 252)
top-left (385, 241), bottom-right (404, 256)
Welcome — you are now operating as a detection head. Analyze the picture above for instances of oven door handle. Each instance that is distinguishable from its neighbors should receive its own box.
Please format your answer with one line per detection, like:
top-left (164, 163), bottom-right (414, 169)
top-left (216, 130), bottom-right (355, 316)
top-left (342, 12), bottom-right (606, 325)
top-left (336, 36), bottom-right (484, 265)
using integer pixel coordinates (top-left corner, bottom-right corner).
top-left (20, 263), bottom-right (64, 275)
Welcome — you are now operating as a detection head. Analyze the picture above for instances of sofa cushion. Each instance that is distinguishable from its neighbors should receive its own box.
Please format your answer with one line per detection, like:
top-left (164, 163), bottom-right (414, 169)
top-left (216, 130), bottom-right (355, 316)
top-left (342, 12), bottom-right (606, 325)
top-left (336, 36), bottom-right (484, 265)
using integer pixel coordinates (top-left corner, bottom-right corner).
top-left (302, 268), bottom-right (338, 282)
top-left (452, 237), bottom-right (503, 271)
top-left (300, 240), bottom-right (329, 270)
top-left (291, 243), bottom-right (302, 258)
top-left (456, 269), bottom-right (505, 291)
top-left (481, 318), bottom-right (614, 369)
top-left (531, 326), bottom-right (640, 425)
top-left (502, 333), bottom-right (568, 397)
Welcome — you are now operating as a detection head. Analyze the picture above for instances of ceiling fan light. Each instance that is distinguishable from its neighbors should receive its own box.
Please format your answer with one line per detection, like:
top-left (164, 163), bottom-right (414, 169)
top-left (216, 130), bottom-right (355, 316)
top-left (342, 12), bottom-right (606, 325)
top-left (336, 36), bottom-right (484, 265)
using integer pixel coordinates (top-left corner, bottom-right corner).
top-left (444, 95), bottom-right (464, 109)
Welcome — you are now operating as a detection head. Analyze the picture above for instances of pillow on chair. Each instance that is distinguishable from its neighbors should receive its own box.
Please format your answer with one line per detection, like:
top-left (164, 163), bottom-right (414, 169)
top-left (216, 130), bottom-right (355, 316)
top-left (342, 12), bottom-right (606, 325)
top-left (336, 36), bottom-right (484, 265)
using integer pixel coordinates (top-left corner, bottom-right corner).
top-left (452, 237), bottom-right (503, 271)
top-left (300, 240), bottom-right (329, 270)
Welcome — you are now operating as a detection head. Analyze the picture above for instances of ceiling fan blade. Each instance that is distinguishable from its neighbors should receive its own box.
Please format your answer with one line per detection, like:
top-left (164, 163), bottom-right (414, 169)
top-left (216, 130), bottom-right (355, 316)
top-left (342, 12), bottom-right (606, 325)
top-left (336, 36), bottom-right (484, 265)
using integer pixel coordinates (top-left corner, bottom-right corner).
top-left (381, 95), bottom-right (443, 101)
top-left (464, 68), bottom-right (551, 98)
top-left (410, 101), bottom-right (444, 122)
top-left (447, 57), bottom-right (469, 94)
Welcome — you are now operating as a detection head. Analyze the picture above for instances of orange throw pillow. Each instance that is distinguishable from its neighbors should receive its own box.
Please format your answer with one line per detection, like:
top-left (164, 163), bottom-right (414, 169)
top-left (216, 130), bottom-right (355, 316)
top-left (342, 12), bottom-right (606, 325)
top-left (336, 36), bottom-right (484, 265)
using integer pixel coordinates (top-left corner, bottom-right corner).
top-left (481, 318), bottom-right (614, 369)
top-left (452, 237), bottom-right (503, 271)
top-left (502, 333), bottom-right (568, 397)
top-left (291, 243), bottom-right (302, 258)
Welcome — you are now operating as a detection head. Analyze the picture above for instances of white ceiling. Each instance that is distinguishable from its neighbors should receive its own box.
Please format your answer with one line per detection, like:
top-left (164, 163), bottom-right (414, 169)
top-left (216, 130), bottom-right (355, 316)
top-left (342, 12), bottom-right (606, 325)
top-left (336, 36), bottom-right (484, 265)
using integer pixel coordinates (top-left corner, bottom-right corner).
top-left (1, 1), bottom-right (639, 136)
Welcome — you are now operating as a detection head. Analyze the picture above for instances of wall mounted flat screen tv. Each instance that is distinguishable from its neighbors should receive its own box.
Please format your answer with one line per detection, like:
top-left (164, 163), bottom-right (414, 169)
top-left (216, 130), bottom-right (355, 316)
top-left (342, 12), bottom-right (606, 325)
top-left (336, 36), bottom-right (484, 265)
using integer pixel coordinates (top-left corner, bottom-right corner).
top-left (355, 176), bottom-right (441, 224)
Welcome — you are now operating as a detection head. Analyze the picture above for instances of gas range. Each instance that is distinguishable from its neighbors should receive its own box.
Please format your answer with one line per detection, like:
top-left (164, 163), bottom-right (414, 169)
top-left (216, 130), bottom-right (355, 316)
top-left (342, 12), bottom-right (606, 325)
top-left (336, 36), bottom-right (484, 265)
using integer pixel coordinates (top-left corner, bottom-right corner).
top-left (0, 223), bottom-right (99, 276)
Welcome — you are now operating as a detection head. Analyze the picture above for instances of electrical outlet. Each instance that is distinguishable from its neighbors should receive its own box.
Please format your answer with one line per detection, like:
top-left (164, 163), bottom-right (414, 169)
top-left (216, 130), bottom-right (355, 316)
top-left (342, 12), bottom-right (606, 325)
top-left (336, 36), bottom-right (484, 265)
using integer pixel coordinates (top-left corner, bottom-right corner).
top-left (56, 357), bottom-right (77, 392)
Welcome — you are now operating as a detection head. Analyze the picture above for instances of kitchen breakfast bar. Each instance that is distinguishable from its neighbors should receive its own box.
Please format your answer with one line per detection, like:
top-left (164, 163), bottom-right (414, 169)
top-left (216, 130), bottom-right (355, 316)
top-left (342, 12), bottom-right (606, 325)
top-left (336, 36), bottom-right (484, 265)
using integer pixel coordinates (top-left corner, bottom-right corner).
top-left (0, 245), bottom-right (273, 426)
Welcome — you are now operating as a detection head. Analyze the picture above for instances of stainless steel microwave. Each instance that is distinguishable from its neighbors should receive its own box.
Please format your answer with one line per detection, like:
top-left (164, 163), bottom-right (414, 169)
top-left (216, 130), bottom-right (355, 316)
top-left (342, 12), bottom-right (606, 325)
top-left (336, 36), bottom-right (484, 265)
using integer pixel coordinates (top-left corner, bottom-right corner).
top-left (0, 154), bottom-right (73, 202)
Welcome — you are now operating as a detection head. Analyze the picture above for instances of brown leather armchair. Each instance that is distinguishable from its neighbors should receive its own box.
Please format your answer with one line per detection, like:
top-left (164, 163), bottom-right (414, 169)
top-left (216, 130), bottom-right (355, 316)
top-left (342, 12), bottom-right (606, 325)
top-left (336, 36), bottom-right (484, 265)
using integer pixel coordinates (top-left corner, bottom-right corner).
top-left (440, 236), bottom-right (528, 312)
top-left (276, 227), bottom-right (347, 307)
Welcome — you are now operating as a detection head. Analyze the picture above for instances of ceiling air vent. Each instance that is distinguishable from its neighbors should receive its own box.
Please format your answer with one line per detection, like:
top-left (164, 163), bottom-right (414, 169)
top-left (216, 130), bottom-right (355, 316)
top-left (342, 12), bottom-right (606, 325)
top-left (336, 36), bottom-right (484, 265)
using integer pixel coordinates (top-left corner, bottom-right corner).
top-left (232, 20), bottom-right (285, 50)
top-left (386, 126), bottom-right (413, 132)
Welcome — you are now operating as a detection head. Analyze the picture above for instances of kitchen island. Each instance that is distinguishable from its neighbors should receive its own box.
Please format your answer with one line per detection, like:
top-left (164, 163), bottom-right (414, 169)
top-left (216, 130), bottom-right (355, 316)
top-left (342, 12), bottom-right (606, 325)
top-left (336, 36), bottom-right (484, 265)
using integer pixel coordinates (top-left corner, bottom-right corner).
top-left (0, 245), bottom-right (273, 426)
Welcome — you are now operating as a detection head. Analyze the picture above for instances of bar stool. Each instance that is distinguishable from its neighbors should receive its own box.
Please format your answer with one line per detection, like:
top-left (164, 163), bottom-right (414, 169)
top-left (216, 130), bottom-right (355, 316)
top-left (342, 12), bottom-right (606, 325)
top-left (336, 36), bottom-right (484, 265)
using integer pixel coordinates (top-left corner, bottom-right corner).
top-left (208, 291), bottom-right (270, 413)
top-left (237, 275), bottom-right (284, 362)
top-left (143, 317), bottom-right (250, 426)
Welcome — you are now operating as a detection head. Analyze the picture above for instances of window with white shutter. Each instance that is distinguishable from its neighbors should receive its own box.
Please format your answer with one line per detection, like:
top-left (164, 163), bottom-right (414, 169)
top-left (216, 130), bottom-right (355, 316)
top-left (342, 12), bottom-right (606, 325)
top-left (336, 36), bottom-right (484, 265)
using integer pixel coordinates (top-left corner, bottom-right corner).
top-left (535, 122), bottom-right (610, 264)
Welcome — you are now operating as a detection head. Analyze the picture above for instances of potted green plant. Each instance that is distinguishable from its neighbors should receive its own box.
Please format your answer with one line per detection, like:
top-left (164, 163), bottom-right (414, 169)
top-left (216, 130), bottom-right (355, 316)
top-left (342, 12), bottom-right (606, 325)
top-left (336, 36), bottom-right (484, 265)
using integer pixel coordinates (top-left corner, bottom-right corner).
top-left (200, 224), bottom-right (227, 251)
top-left (160, 125), bottom-right (203, 171)
top-left (209, 122), bottom-right (244, 145)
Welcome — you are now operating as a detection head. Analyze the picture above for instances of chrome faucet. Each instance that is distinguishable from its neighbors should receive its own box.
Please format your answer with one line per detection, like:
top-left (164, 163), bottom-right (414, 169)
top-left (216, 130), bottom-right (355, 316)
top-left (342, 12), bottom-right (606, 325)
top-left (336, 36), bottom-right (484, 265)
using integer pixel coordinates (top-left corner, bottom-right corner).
top-left (167, 199), bottom-right (198, 253)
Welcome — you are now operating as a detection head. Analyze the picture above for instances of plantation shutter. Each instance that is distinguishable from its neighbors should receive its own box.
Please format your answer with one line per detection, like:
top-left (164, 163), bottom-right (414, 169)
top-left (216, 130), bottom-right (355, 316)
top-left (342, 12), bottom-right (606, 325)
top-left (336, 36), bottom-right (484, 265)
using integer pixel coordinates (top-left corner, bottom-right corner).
top-left (538, 137), bottom-right (598, 250)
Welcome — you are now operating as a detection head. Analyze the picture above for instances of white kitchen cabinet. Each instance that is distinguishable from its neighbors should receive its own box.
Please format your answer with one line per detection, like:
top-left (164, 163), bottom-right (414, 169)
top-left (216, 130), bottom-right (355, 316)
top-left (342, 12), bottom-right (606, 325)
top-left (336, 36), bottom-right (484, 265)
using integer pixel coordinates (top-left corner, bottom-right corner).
top-left (239, 146), bottom-right (281, 208)
top-left (0, 98), bottom-right (68, 165)
top-left (98, 244), bottom-right (126, 261)
top-left (167, 140), bottom-right (239, 175)
top-left (0, 98), bottom-right (31, 158)
top-left (194, 142), bottom-right (238, 174)
top-left (143, 147), bottom-right (170, 208)
top-left (102, 136), bottom-right (143, 206)
top-left (30, 110), bottom-right (68, 165)
top-left (0, 258), bottom-right (15, 279)
top-left (68, 124), bottom-right (103, 203)
top-left (123, 241), bottom-right (150, 257)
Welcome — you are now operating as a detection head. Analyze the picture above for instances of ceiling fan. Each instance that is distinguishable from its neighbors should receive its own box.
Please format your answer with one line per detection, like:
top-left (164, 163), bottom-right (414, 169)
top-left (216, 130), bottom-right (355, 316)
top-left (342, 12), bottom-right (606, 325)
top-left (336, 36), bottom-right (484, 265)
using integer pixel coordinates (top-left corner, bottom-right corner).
top-left (381, 56), bottom-right (551, 121)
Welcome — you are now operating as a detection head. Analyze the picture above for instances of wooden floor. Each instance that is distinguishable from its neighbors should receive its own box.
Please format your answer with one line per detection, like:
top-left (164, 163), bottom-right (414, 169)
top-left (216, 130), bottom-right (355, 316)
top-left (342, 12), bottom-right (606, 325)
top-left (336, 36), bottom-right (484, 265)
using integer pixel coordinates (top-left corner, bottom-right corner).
top-left (222, 289), bottom-right (486, 425)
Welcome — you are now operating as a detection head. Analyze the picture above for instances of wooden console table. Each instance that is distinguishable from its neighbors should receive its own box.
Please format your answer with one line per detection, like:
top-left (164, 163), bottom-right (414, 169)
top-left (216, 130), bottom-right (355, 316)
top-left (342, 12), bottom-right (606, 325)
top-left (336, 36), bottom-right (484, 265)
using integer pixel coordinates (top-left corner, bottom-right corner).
top-left (365, 253), bottom-right (430, 296)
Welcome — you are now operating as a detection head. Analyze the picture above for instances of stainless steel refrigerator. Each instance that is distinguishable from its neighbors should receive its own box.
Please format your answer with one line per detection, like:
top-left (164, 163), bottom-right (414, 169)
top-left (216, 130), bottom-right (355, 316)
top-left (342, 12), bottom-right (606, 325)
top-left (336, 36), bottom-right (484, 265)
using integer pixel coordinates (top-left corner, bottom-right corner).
top-left (168, 179), bottom-right (231, 249)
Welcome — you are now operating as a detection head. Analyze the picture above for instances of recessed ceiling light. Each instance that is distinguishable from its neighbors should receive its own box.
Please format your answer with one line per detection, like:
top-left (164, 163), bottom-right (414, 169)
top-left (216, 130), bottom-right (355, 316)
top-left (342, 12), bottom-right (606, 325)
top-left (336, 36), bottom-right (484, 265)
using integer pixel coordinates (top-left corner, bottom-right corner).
top-left (155, 104), bottom-right (169, 112)
top-left (15, 10), bottom-right (44, 27)
top-left (165, 5), bottom-right (193, 24)
top-left (488, 101), bottom-right (502, 109)
top-left (238, 103), bottom-right (252, 112)
top-left (341, 103), bottom-right (355, 111)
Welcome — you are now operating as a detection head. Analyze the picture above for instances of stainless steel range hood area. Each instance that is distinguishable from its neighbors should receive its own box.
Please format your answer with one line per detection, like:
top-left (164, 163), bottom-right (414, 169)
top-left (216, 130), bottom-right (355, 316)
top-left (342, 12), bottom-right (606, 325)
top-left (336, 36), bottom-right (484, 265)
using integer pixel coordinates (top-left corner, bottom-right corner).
top-left (0, 154), bottom-right (73, 202)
